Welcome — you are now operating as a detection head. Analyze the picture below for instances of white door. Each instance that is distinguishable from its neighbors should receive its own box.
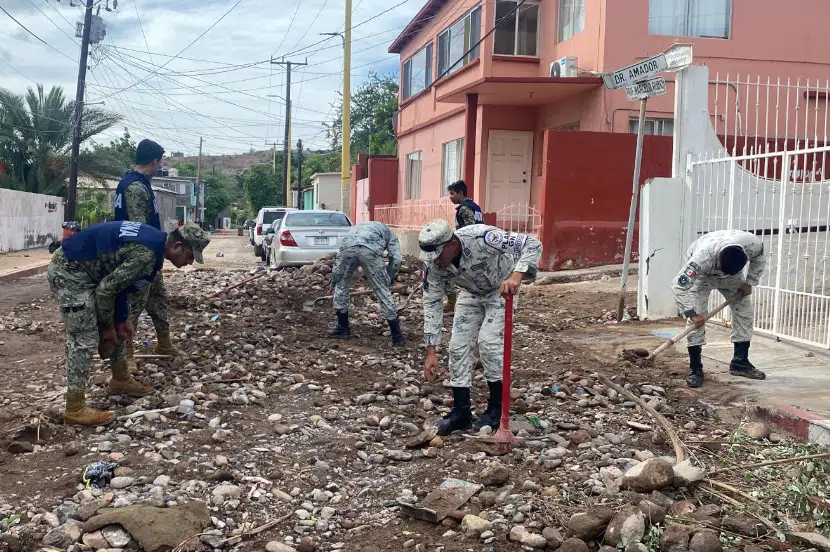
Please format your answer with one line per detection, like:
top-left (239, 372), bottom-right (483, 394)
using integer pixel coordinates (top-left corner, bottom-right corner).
top-left (486, 130), bottom-right (533, 214)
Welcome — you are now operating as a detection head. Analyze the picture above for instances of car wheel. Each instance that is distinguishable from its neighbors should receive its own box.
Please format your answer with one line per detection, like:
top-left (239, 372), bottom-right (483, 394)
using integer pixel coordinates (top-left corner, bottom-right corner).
top-left (260, 246), bottom-right (268, 262)
top-left (254, 244), bottom-right (263, 258)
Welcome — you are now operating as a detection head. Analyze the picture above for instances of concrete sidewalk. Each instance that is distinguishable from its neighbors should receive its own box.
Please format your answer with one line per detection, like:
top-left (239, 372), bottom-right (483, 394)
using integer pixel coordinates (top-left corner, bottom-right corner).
top-left (0, 248), bottom-right (52, 281)
top-left (535, 263), bottom-right (638, 284)
top-left (673, 324), bottom-right (830, 444)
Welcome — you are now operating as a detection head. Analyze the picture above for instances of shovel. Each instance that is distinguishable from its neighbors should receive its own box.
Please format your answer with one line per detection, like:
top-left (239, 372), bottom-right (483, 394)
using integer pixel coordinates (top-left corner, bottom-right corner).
top-left (478, 293), bottom-right (524, 454)
top-left (302, 284), bottom-right (407, 312)
top-left (627, 297), bottom-right (737, 361)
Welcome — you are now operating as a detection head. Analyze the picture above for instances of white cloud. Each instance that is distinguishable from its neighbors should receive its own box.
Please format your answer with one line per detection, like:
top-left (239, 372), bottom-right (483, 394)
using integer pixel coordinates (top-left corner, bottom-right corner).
top-left (0, 0), bottom-right (421, 155)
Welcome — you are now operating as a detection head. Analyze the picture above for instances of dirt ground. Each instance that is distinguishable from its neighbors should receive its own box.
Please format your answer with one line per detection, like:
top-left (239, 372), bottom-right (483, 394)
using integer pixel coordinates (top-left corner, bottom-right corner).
top-left (0, 236), bottom-right (756, 552)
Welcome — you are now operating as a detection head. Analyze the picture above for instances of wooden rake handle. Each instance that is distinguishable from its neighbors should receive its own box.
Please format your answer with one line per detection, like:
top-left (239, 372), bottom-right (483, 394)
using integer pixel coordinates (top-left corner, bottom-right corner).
top-left (648, 297), bottom-right (737, 361)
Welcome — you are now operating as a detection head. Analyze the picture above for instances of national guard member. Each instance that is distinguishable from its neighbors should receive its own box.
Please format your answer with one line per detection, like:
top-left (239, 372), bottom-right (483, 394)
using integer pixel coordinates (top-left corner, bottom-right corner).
top-left (672, 229), bottom-right (767, 388)
top-left (444, 180), bottom-right (483, 313)
top-left (329, 221), bottom-right (405, 345)
top-left (49, 221), bottom-right (209, 426)
top-left (419, 219), bottom-right (542, 435)
top-left (113, 139), bottom-right (180, 369)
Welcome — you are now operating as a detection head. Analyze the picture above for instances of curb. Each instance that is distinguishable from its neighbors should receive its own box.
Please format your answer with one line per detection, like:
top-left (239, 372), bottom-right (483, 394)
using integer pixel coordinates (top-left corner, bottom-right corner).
top-left (534, 266), bottom-right (639, 285)
top-left (0, 262), bottom-right (50, 283)
top-left (751, 404), bottom-right (830, 446)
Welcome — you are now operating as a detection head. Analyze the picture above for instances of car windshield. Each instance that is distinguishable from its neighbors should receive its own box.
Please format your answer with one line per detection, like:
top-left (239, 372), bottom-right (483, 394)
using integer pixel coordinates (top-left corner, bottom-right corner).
top-left (262, 211), bottom-right (286, 225)
top-left (285, 212), bottom-right (350, 228)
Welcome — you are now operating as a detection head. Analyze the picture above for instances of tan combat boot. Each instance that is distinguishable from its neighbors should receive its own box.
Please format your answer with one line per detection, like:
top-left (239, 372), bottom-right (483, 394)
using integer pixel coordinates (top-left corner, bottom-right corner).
top-left (125, 341), bottom-right (137, 373)
top-left (154, 331), bottom-right (181, 357)
top-left (109, 359), bottom-right (155, 397)
top-left (64, 392), bottom-right (115, 426)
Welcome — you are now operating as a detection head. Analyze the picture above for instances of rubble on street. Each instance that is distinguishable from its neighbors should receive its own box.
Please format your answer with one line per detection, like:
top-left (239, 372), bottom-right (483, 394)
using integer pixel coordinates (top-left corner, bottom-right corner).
top-left (0, 253), bottom-right (828, 552)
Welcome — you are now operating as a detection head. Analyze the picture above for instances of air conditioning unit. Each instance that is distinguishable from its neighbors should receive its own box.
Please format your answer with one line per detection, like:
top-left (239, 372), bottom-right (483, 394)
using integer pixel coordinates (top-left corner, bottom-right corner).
top-left (550, 56), bottom-right (579, 78)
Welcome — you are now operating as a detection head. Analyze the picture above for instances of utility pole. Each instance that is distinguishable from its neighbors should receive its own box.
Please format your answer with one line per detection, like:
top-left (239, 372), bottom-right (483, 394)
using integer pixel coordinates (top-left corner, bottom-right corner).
top-left (195, 137), bottom-right (203, 225)
top-left (265, 141), bottom-right (280, 175)
top-left (65, 0), bottom-right (95, 223)
top-left (322, 25), bottom-right (350, 215)
top-left (271, 58), bottom-right (307, 208)
top-left (297, 139), bottom-right (303, 210)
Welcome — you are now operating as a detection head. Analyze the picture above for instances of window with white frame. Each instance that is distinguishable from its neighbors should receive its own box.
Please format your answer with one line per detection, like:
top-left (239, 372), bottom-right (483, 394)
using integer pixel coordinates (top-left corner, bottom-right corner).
top-left (402, 43), bottom-right (433, 100)
top-left (629, 117), bottom-right (674, 136)
top-left (649, 0), bottom-right (731, 38)
top-left (405, 152), bottom-right (422, 199)
top-left (494, 1), bottom-right (539, 56)
top-left (438, 6), bottom-right (482, 78)
top-left (558, 0), bottom-right (585, 43)
top-left (441, 139), bottom-right (464, 195)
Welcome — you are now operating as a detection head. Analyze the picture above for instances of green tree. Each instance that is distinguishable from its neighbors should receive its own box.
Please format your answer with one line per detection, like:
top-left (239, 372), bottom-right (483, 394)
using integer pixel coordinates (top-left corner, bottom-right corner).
top-left (173, 162), bottom-right (197, 177)
top-left (296, 150), bottom-right (340, 189)
top-left (0, 84), bottom-right (123, 195)
top-left (242, 164), bottom-right (282, 213)
top-left (327, 72), bottom-right (398, 160)
top-left (76, 185), bottom-right (112, 227)
top-left (203, 173), bottom-right (233, 223)
top-left (92, 127), bottom-right (135, 173)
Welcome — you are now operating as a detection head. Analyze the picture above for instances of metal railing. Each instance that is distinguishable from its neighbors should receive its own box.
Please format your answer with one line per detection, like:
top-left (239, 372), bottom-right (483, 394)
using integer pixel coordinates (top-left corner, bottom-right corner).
top-left (687, 74), bottom-right (830, 348)
top-left (496, 204), bottom-right (542, 238)
top-left (374, 197), bottom-right (456, 230)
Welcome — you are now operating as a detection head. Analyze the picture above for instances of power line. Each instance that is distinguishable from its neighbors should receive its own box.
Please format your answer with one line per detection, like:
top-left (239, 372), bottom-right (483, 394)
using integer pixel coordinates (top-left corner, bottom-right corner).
top-left (0, 3), bottom-right (77, 63)
top-left (110, 0), bottom-right (244, 94)
top-left (271, 0), bottom-right (305, 58)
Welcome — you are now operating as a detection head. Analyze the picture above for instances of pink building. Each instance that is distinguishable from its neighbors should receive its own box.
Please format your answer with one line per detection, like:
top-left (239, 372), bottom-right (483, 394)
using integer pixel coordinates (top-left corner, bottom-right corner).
top-left (378, 0), bottom-right (830, 268)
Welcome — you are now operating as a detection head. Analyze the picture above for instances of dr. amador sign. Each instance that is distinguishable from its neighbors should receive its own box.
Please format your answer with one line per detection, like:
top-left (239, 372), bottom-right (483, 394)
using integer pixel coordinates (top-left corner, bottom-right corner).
top-left (602, 54), bottom-right (668, 90)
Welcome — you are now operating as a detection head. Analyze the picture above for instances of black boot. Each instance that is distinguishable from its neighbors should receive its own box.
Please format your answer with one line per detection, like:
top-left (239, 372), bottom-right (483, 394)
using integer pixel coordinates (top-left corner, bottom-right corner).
top-left (686, 346), bottom-right (704, 388)
top-left (328, 311), bottom-right (350, 338)
top-left (436, 387), bottom-right (473, 436)
top-left (472, 381), bottom-right (503, 431)
top-left (388, 318), bottom-right (405, 346)
top-left (729, 342), bottom-right (766, 379)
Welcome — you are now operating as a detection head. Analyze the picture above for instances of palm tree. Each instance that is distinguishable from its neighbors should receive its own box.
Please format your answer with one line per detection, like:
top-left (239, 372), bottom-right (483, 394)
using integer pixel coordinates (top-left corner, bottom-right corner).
top-left (0, 84), bottom-right (123, 196)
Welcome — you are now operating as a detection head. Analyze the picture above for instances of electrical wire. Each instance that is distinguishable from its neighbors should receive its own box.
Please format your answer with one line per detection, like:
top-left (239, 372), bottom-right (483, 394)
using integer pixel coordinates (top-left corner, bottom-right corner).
top-left (0, 3), bottom-right (77, 62)
top-left (109, 0), bottom-right (244, 94)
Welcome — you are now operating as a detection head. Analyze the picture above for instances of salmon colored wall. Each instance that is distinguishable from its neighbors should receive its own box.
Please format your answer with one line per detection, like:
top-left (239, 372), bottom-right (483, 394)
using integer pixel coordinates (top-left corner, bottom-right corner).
top-left (397, 112), bottom-right (467, 201)
top-left (538, 131), bottom-right (673, 270)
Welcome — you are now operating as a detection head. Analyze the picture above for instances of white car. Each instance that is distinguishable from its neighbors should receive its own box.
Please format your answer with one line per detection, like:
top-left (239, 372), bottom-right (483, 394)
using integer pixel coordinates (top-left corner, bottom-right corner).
top-left (253, 207), bottom-right (296, 260)
top-left (266, 210), bottom-right (353, 268)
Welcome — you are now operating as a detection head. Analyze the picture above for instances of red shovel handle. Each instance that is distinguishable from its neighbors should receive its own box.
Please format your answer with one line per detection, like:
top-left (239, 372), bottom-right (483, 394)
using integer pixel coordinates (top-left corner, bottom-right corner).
top-left (500, 293), bottom-right (513, 431)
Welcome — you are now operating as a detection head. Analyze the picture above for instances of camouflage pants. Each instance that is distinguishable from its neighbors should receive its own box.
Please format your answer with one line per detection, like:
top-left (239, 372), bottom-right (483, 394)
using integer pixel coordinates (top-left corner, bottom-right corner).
top-left (449, 289), bottom-right (514, 388)
top-left (332, 245), bottom-right (397, 320)
top-left (113, 280), bottom-right (169, 360)
top-left (685, 276), bottom-right (753, 347)
top-left (48, 254), bottom-right (98, 394)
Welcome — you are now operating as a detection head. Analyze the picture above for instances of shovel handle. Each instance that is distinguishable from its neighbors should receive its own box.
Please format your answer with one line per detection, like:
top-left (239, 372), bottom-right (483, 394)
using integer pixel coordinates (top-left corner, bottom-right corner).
top-left (647, 298), bottom-right (737, 360)
top-left (314, 284), bottom-right (408, 303)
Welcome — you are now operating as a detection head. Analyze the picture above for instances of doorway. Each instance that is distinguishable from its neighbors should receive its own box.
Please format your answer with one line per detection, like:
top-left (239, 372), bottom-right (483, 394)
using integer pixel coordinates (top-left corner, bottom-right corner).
top-left (486, 130), bottom-right (533, 214)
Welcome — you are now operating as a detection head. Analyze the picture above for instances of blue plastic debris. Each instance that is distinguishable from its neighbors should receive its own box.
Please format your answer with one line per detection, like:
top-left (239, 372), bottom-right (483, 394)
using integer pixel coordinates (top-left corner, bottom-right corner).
top-left (210, 315), bottom-right (220, 322)
top-left (82, 461), bottom-right (118, 489)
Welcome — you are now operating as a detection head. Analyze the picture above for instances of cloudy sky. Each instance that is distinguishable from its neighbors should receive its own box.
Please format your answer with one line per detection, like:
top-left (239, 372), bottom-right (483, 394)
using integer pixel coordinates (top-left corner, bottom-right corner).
top-left (0, 0), bottom-right (424, 156)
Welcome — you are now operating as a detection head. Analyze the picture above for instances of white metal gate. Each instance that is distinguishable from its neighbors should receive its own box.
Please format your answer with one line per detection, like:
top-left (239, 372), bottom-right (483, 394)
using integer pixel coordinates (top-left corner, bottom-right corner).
top-left (685, 75), bottom-right (830, 348)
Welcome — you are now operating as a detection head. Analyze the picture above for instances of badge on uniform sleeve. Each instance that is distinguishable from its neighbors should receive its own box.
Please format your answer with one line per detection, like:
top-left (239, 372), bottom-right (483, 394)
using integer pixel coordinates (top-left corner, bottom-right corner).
top-left (484, 230), bottom-right (526, 255)
top-left (681, 261), bottom-right (700, 283)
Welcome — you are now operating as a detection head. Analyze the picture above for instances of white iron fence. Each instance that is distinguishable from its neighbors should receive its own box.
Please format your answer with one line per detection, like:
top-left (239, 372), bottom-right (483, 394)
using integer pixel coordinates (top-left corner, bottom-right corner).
top-left (496, 204), bottom-right (542, 238)
top-left (686, 75), bottom-right (830, 347)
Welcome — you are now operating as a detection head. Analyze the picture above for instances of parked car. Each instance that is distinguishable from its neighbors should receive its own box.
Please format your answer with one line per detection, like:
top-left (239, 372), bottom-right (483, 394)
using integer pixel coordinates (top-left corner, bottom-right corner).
top-left (244, 219), bottom-right (256, 244)
top-left (253, 207), bottom-right (296, 259)
top-left (266, 210), bottom-right (352, 269)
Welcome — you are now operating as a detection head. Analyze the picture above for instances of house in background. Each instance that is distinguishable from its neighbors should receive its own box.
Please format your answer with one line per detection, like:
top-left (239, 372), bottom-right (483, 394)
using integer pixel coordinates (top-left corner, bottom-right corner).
top-left (308, 172), bottom-right (343, 210)
top-left (379, 0), bottom-right (830, 268)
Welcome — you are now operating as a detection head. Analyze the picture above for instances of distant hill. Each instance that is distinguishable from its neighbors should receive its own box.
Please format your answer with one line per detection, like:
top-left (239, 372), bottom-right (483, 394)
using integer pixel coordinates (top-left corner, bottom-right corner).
top-left (162, 148), bottom-right (336, 176)
top-left (162, 150), bottom-right (273, 176)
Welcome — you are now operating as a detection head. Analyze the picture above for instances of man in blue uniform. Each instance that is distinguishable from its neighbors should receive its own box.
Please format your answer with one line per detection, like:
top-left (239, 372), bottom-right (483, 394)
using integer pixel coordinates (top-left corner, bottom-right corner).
top-left (48, 221), bottom-right (209, 426)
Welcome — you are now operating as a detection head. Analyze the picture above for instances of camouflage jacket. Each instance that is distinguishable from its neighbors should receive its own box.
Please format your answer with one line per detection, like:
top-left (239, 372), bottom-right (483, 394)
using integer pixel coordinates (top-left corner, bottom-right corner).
top-left (423, 224), bottom-right (542, 346)
top-left (340, 222), bottom-right (402, 274)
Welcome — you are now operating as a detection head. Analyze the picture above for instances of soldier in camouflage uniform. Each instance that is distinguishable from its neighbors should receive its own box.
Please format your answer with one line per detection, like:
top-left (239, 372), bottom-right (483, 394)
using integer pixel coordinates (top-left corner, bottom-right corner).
top-left (672, 229), bottom-right (767, 388)
top-left (444, 180), bottom-right (483, 312)
top-left (329, 221), bottom-right (405, 345)
top-left (419, 219), bottom-right (542, 435)
top-left (112, 139), bottom-right (179, 372)
top-left (48, 220), bottom-right (209, 426)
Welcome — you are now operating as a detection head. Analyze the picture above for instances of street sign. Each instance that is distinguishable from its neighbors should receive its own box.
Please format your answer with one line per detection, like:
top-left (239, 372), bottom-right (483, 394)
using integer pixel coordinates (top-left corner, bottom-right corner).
top-left (602, 54), bottom-right (668, 90)
top-left (625, 76), bottom-right (667, 101)
top-left (663, 43), bottom-right (693, 71)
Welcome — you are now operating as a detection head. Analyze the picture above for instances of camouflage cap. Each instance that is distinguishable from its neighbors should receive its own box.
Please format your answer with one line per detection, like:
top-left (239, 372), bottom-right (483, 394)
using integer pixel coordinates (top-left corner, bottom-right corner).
top-left (178, 222), bottom-right (210, 264)
top-left (418, 219), bottom-right (454, 262)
